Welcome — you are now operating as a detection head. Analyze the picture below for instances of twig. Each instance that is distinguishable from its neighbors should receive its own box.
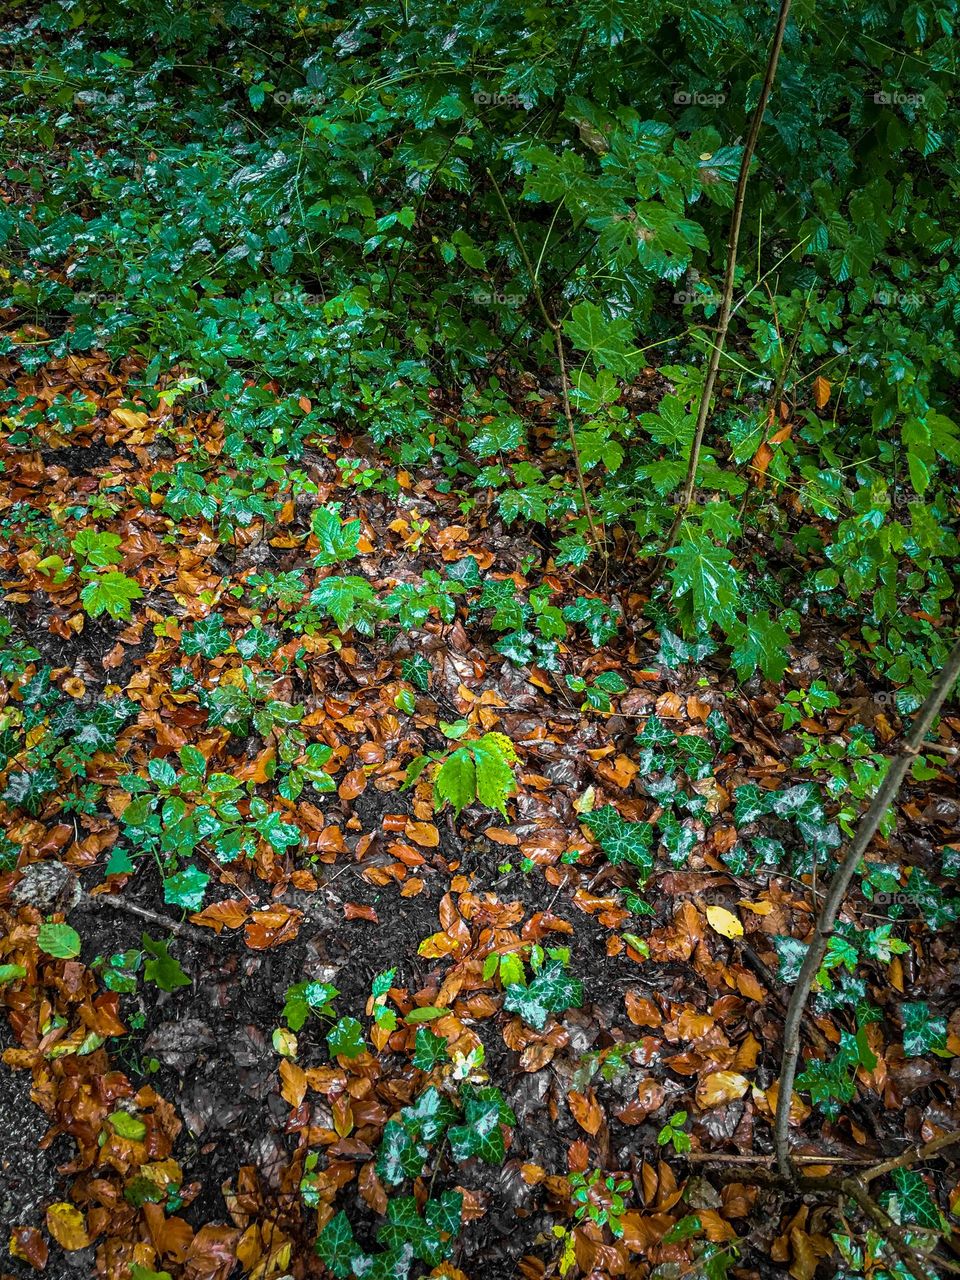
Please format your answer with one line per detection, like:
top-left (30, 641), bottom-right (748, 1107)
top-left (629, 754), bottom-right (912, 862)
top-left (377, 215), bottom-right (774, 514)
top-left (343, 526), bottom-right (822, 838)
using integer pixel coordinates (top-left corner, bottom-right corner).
top-left (82, 893), bottom-right (215, 946)
top-left (485, 166), bottom-right (603, 553)
top-left (862, 1130), bottom-right (960, 1184)
top-left (774, 638), bottom-right (960, 1178)
top-left (643, 0), bottom-right (793, 585)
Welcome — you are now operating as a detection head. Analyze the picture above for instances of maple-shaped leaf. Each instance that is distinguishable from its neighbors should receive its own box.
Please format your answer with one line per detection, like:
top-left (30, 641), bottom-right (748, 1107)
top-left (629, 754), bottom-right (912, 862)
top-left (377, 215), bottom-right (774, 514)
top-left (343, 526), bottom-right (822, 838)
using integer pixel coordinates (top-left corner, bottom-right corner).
top-left (563, 301), bottom-right (638, 377)
top-left (80, 571), bottom-right (143, 620)
top-left (503, 958), bottom-right (584, 1030)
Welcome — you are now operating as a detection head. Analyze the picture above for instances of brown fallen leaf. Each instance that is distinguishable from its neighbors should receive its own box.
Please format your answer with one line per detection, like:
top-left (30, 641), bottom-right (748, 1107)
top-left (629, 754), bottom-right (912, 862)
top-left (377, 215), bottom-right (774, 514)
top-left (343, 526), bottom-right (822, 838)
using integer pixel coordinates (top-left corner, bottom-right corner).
top-left (568, 1088), bottom-right (603, 1136)
top-left (244, 905), bottom-right (303, 950)
top-left (696, 1070), bottom-right (751, 1109)
top-left (190, 899), bottom-right (249, 933)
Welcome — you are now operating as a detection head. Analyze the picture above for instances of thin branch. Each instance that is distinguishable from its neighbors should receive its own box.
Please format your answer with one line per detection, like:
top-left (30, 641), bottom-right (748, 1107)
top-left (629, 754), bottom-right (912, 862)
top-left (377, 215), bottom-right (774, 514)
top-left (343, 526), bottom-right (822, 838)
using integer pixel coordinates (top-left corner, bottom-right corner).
top-left (774, 638), bottom-right (960, 1178)
top-left (485, 166), bottom-right (603, 552)
top-left (644, 0), bottom-right (793, 585)
top-left (862, 1130), bottom-right (960, 1184)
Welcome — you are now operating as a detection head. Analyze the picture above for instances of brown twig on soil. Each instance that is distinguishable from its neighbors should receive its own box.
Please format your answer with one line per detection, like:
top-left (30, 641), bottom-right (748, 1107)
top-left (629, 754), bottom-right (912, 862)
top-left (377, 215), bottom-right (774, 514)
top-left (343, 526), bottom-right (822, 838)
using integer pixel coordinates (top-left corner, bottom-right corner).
top-left (774, 637), bottom-right (960, 1179)
top-left (82, 893), bottom-right (216, 946)
top-left (643, 0), bottom-right (793, 586)
top-left (485, 166), bottom-right (604, 554)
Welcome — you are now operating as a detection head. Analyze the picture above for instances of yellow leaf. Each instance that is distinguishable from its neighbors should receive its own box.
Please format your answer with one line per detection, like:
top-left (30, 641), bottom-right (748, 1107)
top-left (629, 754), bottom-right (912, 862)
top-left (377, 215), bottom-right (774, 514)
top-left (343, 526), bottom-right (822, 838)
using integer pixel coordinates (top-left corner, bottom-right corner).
top-left (696, 1071), bottom-right (750, 1108)
top-left (705, 905), bottom-right (743, 938)
top-left (46, 1203), bottom-right (90, 1251)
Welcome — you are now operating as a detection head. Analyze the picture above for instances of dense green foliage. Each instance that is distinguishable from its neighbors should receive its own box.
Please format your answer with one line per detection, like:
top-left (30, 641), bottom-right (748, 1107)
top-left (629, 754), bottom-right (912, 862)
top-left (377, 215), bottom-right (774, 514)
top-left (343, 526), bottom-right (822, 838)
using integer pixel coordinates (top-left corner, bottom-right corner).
top-left (2, 0), bottom-right (958, 693)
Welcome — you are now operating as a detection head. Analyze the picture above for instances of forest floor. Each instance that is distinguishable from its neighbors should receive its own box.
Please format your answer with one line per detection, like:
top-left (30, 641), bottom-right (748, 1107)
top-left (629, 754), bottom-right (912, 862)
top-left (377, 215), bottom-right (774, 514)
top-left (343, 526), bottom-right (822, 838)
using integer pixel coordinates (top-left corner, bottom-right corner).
top-left (1, 351), bottom-right (959, 1280)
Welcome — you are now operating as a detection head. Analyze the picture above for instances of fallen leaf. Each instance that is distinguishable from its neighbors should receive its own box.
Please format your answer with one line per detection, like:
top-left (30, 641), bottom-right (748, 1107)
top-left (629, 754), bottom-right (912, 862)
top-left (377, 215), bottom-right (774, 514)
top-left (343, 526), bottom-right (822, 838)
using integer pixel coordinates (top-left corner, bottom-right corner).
top-left (706, 905), bottom-right (743, 938)
top-left (696, 1071), bottom-right (750, 1109)
top-left (46, 1203), bottom-right (90, 1251)
top-left (244, 905), bottom-right (303, 950)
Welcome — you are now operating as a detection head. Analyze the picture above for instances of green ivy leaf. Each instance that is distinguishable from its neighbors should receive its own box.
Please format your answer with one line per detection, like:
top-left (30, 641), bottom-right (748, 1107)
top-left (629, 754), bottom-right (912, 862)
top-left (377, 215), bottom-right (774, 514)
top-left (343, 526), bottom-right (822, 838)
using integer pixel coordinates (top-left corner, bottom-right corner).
top-left (901, 1001), bottom-right (948, 1057)
top-left (582, 805), bottom-right (653, 873)
top-left (503, 958), bottom-right (583, 1031)
top-left (163, 865), bottom-right (210, 911)
top-left (326, 1016), bottom-right (366, 1060)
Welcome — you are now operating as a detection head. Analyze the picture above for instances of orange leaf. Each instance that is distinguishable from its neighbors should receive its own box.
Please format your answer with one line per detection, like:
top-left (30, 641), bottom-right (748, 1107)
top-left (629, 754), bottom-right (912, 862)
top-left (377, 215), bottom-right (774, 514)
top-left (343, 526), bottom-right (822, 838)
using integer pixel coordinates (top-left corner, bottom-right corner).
top-left (190, 900), bottom-right (249, 933)
top-left (244, 905), bottom-right (303, 950)
top-left (695, 1070), bottom-right (750, 1109)
top-left (344, 903), bottom-right (379, 923)
top-left (813, 376), bottom-right (830, 408)
top-left (405, 820), bottom-right (439, 848)
top-left (568, 1088), bottom-right (603, 1136)
top-left (279, 1060), bottom-right (307, 1109)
